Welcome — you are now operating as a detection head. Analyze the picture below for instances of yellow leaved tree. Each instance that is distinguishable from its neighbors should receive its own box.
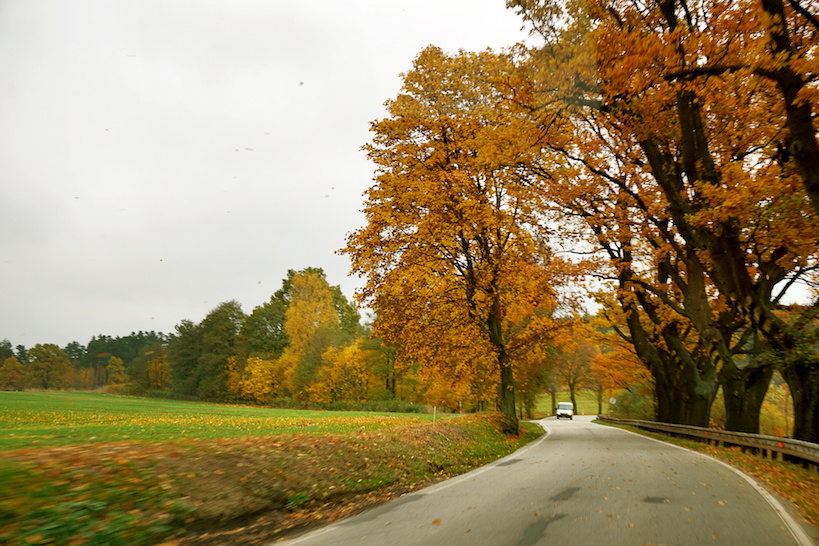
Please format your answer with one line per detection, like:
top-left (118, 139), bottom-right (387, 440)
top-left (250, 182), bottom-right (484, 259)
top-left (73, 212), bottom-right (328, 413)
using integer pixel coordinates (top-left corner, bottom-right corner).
top-left (105, 356), bottom-right (128, 386)
top-left (281, 269), bottom-right (345, 399)
top-left (307, 340), bottom-right (378, 404)
top-left (344, 47), bottom-right (567, 434)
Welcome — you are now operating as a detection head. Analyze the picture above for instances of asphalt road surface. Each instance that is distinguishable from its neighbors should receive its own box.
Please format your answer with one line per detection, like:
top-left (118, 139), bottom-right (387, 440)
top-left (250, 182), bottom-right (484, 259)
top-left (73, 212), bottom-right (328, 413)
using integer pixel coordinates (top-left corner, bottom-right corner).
top-left (276, 415), bottom-right (813, 545)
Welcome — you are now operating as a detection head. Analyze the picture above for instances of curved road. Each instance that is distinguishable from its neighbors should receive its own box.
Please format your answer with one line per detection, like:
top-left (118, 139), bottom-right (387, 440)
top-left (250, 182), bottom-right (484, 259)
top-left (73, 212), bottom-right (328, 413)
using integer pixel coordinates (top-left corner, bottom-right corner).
top-left (276, 416), bottom-right (813, 545)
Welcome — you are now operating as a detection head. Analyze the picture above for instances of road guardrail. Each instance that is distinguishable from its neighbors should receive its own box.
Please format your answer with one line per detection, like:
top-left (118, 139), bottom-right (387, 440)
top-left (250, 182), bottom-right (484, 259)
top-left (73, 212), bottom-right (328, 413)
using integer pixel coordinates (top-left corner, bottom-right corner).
top-left (596, 416), bottom-right (819, 470)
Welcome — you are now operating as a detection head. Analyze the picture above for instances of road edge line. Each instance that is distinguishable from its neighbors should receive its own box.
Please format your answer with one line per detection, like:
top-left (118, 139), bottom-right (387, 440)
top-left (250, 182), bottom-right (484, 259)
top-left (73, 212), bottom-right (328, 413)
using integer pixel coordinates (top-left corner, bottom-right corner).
top-left (612, 425), bottom-right (813, 546)
top-left (278, 421), bottom-right (553, 544)
top-left (420, 419), bottom-right (552, 496)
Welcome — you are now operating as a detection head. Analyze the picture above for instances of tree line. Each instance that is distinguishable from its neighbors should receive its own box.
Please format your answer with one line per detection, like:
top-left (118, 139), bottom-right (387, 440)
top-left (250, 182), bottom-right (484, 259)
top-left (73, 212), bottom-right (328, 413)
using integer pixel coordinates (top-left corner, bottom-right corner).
top-left (0, 269), bottom-right (377, 405)
top-left (0, 265), bottom-right (645, 420)
top-left (0, 268), bottom-right (595, 414)
top-left (0, 265), bottom-right (797, 436)
top-left (342, 0), bottom-right (818, 439)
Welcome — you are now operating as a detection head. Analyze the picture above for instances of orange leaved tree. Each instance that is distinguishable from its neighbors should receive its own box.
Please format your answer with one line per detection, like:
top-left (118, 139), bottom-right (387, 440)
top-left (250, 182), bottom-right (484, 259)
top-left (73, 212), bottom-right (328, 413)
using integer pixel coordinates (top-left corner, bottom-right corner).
top-left (509, 0), bottom-right (818, 437)
top-left (344, 47), bottom-right (564, 434)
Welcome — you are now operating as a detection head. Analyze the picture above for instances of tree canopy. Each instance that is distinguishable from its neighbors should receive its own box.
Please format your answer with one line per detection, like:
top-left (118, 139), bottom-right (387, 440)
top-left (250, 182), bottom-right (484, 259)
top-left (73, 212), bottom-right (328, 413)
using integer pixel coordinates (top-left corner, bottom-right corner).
top-left (344, 47), bottom-right (570, 433)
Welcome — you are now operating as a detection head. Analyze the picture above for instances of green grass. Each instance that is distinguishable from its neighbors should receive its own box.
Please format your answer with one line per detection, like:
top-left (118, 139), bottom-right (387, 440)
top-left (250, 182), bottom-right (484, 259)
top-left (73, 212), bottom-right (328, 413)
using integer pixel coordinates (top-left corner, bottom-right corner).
top-left (0, 407), bottom-right (541, 545)
top-left (0, 391), bottom-right (433, 452)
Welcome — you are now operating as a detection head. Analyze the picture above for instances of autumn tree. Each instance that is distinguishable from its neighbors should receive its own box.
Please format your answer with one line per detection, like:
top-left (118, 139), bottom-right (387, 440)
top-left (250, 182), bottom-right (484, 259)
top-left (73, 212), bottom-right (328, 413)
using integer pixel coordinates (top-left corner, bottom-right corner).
top-left (145, 353), bottom-right (171, 391)
top-left (25, 344), bottom-right (73, 390)
top-left (84, 332), bottom-right (167, 390)
top-left (0, 356), bottom-right (25, 391)
top-left (590, 332), bottom-right (653, 398)
top-left (106, 356), bottom-right (128, 386)
top-left (508, 0), bottom-right (818, 436)
top-left (344, 46), bottom-right (565, 434)
top-left (360, 335), bottom-right (401, 399)
top-left (513, 345), bottom-right (552, 419)
top-left (553, 325), bottom-right (600, 413)
top-left (274, 268), bottom-right (362, 340)
top-left (166, 269), bottom-right (360, 404)
top-left (281, 269), bottom-right (357, 398)
top-left (419, 367), bottom-right (478, 412)
top-left (227, 356), bottom-right (287, 404)
top-left (756, 0), bottom-right (819, 215)
top-left (308, 341), bottom-right (379, 404)
top-left (126, 343), bottom-right (170, 392)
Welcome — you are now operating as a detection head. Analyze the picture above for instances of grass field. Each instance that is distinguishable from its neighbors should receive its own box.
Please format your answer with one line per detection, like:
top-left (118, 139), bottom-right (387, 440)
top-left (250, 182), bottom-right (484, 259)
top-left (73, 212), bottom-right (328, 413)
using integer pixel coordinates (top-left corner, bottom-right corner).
top-left (0, 392), bottom-right (433, 452)
top-left (0, 392), bottom-right (539, 545)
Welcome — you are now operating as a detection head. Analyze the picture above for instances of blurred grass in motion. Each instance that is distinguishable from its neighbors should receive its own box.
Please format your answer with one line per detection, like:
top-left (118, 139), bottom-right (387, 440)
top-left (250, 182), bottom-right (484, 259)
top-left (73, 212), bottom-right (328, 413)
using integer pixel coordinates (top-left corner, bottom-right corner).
top-left (0, 392), bottom-right (540, 545)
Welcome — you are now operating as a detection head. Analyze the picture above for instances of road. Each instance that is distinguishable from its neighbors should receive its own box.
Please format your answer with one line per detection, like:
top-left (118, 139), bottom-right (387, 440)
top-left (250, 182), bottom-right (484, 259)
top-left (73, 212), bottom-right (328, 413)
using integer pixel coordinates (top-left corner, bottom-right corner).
top-left (276, 416), bottom-right (813, 545)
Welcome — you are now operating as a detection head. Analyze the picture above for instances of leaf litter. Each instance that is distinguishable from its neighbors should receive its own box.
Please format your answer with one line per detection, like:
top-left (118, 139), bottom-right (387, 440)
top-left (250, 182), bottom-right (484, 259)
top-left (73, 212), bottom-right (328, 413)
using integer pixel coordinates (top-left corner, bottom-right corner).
top-left (0, 413), bottom-right (539, 545)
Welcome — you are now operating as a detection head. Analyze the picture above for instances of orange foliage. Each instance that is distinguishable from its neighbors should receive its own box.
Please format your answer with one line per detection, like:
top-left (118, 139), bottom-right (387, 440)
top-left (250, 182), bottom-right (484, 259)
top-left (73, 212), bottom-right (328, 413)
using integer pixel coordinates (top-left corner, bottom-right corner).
top-left (344, 47), bottom-right (571, 429)
top-left (591, 346), bottom-right (651, 394)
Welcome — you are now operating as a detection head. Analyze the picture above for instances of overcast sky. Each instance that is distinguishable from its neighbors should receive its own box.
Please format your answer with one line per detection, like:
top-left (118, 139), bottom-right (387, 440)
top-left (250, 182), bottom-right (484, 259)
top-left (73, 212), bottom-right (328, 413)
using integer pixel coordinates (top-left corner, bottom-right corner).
top-left (0, 1), bottom-right (530, 348)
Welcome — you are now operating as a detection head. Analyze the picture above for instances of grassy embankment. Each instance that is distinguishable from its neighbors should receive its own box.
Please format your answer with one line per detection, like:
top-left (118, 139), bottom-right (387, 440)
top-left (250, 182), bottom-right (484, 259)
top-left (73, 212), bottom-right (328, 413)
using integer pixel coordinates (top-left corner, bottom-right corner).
top-left (0, 392), bottom-right (541, 545)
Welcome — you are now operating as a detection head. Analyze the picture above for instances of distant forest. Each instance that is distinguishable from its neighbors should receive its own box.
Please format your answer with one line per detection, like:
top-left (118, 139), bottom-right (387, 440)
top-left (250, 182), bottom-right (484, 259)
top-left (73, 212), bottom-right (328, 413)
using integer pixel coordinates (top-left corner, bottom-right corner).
top-left (1, 268), bottom-right (514, 412)
top-left (0, 269), bottom-right (401, 405)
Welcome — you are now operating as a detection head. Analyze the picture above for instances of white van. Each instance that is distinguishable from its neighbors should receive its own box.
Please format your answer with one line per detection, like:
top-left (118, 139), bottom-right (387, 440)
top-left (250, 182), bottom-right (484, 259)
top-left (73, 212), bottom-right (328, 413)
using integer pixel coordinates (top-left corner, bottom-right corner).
top-left (556, 402), bottom-right (574, 420)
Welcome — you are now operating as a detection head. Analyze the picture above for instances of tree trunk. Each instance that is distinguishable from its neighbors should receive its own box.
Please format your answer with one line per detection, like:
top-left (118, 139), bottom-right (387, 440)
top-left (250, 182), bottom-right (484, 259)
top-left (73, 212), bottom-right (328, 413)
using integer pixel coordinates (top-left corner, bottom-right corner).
top-left (760, 0), bottom-right (819, 216)
top-left (498, 349), bottom-right (519, 434)
top-left (647, 352), bottom-right (716, 427)
top-left (654, 380), bottom-right (673, 423)
top-left (685, 384), bottom-right (716, 427)
top-left (487, 291), bottom-right (518, 435)
top-left (782, 359), bottom-right (819, 443)
top-left (719, 359), bottom-right (773, 433)
top-left (569, 388), bottom-right (578, 416)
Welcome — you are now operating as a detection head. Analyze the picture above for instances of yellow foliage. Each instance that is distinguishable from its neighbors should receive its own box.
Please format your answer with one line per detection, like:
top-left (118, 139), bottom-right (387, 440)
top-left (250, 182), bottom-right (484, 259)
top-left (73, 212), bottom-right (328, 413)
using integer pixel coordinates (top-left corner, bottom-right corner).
top-left (225, 355), bottom-right (243, 397)
top-left (146, 357), bottom-right (171, 391)
top-left (106, 357), bottom-right (127, 386)
top-left (343, 47), bottom-right (573, 425)
top-left (240, 357), bottom-right (287, 404)
top-left (226, 355), bottom-right (290, 404)
top-left (284, 271), bottom-right (339, 359)
top-left (307, 341), bottom-right (377, 403)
